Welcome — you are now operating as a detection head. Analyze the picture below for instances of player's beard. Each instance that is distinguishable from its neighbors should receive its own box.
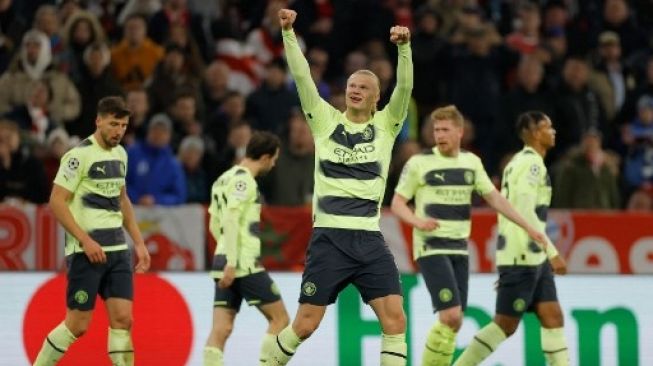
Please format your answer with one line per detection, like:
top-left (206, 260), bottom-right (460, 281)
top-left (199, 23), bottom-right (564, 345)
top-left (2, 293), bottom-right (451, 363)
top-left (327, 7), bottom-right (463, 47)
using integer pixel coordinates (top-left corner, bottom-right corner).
top-left (101, 132), bottom-right (121, 147)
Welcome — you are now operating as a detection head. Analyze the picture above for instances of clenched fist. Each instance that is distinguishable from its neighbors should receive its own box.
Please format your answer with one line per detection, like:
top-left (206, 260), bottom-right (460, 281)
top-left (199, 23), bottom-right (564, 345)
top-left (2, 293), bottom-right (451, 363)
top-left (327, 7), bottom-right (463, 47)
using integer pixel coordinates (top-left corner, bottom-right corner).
top-left (278, 9), bottom-right (297, 30)
top-left (389, 26), bottom-right (410, 45)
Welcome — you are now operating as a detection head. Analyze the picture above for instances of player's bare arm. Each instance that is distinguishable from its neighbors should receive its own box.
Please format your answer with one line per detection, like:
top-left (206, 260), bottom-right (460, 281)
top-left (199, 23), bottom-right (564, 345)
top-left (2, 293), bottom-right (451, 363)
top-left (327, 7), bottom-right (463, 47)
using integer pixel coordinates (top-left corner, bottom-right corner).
top-left (391, 193), bottom-right (439, 231)
top-left (482, 190), bottom-right (548, 248)
top-left (50, 184), bottom-right (107, 264)
top-left (549, 254), bottom-right (567, 275)
top-left (120, 186), bottom-right (150, 273)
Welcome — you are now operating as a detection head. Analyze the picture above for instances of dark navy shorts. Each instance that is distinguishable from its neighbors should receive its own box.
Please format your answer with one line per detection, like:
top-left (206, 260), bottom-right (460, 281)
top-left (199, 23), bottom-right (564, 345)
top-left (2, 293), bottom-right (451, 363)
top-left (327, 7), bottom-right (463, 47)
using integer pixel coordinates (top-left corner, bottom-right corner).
top-left (299, 228), bottom-right (402, 305)
top-left (66, 250), bottom-right (133, 311)
top-left (417, 254), bottom-right (469, 312)
top-left (496, 260), bottom-right (558, 317)
top-left (214, 271), bottom-right (282, 312)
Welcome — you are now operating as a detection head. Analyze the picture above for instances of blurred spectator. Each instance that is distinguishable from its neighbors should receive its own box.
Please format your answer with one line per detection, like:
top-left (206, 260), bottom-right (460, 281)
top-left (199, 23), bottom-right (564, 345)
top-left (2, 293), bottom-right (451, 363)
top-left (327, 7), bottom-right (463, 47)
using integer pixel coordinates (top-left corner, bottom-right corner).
top-left (0, 119), bottom-right (48, 203)
top-left (623, 95), bottom-right (653, 190)
top-left (260, 111), bottom-right (314, 206)
top-left (449, 25), bottom-right (516, 171)
top-left (601, 0), bottom-right (648, 58)
top-left (60, 10), bottom-right (106, 83)
top-left (540, 26), bottom-right (568, 91)
top-left (245, 58), bottom-right (298, 133)
top-left (0, 0), bottom-right (28, 73)
top-left (290, 0), bottom-right (334, 48)
top-left (411, 7), bottom-right (448, 117)
top-left (167, 91), bottom-right (207, 149)
top-left (110, 14), bottom-right (164, 91)
top-left (369, 57), bottom-right (394, 109)
top-left (165, 23), bottom-right (204, 80)
top-left (619, 55), bottom-right (653, 125)
top-left (117, 0), bottom-right (161, 26)
top-left (0, 30), bottom-right (81, 126)
top-left (589, 31), bottom-right (637, 128)
top-left (68, 42), bottom-right (123, 139)
top-left (178, 135), bottom-right (209, 203)
top-left (419, 115), bottom-right (435, 148)
top-left (4, 80), bottom-right (55, 143)
top-left (148, 0), bottom-right (209, 61)
top-left (554, 56), bottom-right (606, 158)
top-left (33, 5), bottom-right (64, 63)
top-left (201, 60), bottom-right (231, 116)
top-left (147, 43), bottom-right (201, 114)
top-left (553, 128), bottom-right (621, 209)
top-left (505, 2), bottom-right (541, 56)
top-left (497, 56), bottom-right (555, 157)
top-left (123, 88), bottom-right (150, 146)
top-left (626, 189), bottom-right (653, 211)
top-left (214, 120), bottom-right (251, 178)
top-left (246, 0), bottom-right (286, 65)
top-left (41, 127), bottom-right (72, 190)
top-left (126, 113), bottom-right (187, 206)
top-left (57, 0), bottom-right (83, 25)
top-left (206, 91), bottom-right (245, 150)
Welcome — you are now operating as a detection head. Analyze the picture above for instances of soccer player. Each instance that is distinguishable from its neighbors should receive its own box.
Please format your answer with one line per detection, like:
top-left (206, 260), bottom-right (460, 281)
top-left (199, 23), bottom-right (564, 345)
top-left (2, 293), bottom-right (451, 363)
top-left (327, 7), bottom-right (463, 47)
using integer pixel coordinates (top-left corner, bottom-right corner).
top-left (265, 9), bottom-right (412, 366)
top-left (454, 111), bottom-right (568, 366)
top-left (391, 105), bottom-right (548, 366)
top-left (203, 131), bottom-right (289, 365)
top-left (33, 96), bottom-right (151, 366)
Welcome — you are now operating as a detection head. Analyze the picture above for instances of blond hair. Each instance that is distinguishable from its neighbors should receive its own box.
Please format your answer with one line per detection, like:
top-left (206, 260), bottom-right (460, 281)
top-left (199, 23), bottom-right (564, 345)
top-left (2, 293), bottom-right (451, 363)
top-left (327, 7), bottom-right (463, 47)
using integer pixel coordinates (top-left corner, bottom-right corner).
top-left (430, 105), bottom-right (464, 127)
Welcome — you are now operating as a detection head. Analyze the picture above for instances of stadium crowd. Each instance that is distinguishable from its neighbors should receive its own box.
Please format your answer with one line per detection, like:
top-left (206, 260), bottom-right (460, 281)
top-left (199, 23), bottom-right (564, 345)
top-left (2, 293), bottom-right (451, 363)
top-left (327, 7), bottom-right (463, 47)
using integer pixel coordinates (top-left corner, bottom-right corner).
top-left (0, 0), bottom-right (652, 210)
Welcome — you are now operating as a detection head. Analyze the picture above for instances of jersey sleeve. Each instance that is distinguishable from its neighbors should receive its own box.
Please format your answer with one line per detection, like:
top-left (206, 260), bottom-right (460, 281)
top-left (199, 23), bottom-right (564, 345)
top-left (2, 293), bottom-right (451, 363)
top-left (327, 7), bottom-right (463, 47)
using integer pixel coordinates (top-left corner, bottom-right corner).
top-left (282, 28), bottom-right (337, 137)
top-left (379, 42), bottom-right (413, 136)
top-left (53, 148), bottom-right (85, 193)
top-left (394, 157), bottom-right (420, 200)
top-left (473, 156), bottom-right (495, 195)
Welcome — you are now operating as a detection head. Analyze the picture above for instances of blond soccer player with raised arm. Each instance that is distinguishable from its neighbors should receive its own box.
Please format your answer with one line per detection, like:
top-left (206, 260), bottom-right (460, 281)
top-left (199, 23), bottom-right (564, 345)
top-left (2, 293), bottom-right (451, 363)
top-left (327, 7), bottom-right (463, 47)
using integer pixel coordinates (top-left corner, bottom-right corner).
top-left (266, 8), bottom-right (412, 366)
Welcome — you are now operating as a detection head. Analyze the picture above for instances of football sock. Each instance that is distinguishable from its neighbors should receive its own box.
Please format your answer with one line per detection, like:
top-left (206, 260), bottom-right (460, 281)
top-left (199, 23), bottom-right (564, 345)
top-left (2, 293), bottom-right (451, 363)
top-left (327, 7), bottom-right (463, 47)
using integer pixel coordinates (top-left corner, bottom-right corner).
top-left (266, 326), bottom-right (302, 365)
top-left (259, 333), bottom-right (276, 365)
top-left (541, 327), bottom-right (569, 366)
top-left (381, 333), bottom-right (407, 366)
top-left (422, 322), bottom-right (456, 366)
top-left (203, 346), bottom-right (223, 366)
top-left (108, 328), bottom-right (133, 366)
top-left (453, 322), bottom-right (506, 366)
top-left (33, 322), bottom-right (77, 366)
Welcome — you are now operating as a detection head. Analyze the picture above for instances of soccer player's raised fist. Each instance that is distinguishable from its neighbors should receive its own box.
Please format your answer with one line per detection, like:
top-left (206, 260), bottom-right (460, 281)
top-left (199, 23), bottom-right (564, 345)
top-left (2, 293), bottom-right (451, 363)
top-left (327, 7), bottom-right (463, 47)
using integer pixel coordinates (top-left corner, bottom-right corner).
top-left (389, 26), bottom-right (411, 44)
top-left (278, 9), bottom-right (297, 30)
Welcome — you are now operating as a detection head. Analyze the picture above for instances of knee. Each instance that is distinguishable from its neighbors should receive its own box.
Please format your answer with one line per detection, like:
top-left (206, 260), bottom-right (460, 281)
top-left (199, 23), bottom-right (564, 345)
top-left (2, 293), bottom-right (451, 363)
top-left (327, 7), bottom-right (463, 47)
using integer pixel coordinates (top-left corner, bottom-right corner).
top-left (541, 311), bottom-right (565, 328)
top-left (111, 312), bottom-right (133, 330)
top-left (68, 323), bottom-right (89, 338)
top-left (215, 322), bottom-right (234, 341)
top-left (439, 313), bottom-right (463, 332)
top-left (381, 309), bottom-right (406, 334)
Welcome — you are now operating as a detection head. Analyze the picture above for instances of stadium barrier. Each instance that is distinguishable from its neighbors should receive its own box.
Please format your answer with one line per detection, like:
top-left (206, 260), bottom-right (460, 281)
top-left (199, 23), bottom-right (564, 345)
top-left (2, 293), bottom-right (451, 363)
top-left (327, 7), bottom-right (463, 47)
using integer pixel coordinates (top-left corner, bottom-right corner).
top-left (1, 272), bottom-right (650, 365)
top-left (1, 204), bottom-right (653, 273)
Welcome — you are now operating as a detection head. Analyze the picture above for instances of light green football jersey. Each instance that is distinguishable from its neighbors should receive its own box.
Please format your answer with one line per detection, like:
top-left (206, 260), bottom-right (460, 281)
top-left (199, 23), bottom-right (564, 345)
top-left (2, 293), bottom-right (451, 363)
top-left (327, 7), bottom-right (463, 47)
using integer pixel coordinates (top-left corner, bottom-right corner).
top-left (497, 146), bottom-right (552, 266)
top-left (53, 135), bottom-right (128, 256)
top-left (283, 28), bottom-right (413, 231)
top-left (395, 148), bottom-right (495, 259)
top-left (208, 165), bottom-right (264, 278)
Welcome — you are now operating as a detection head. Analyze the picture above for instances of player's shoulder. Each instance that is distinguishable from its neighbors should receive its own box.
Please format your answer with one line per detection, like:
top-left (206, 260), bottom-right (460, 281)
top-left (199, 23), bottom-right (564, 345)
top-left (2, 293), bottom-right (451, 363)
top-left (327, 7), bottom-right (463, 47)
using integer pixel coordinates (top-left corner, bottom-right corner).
top-left (459, 149), bottom-right (484, 164)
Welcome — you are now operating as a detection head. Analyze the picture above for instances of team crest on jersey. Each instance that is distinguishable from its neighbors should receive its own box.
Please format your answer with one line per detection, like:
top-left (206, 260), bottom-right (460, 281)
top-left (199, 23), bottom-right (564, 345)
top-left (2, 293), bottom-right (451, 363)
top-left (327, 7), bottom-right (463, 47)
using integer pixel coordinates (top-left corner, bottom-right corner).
top-left (362, 125), bottom-right (374, 141)
top-left (74, 290), bottom-right (89, 304)
top-left (67, 157), bottom-right (80, 170)
top-left (302, 281), bottom-right (317, 296)
top-left (464, 171), bottom-right (474, 184)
